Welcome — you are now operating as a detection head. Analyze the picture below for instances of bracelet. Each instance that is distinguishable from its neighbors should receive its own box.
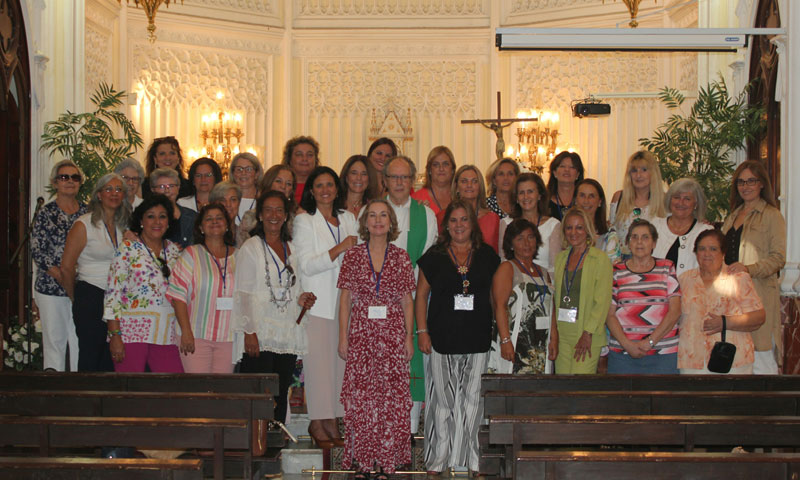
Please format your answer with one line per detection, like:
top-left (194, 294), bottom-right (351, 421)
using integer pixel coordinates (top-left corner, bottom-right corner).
top-left (500, 337), bottom-right (512, 345)
top-left (107, 329), bottom-right (122, 338)
top-left (648, 337), bottom-right (655, 348)
top-left (415, 329), bottom-right (428, 335)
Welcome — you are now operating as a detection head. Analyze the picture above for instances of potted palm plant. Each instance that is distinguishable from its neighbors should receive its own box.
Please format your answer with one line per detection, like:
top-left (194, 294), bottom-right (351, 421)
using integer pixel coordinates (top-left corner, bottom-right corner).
top-left (640, 78), bottom-right (765, 223)
top-left (40, 82), bottom-right (143, 202)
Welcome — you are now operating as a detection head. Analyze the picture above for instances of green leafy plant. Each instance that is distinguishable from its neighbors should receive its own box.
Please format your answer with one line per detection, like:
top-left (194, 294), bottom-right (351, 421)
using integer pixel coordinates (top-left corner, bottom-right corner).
top-left (41, 82), bottom-right (144, 202)
top-left (639, 78), bottom-right (765, 222)
top-left (3, 316), bottom-right (43, 371)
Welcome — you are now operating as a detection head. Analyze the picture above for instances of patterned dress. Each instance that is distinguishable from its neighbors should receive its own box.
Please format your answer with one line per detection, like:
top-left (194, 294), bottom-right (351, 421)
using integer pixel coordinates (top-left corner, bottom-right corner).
top-left (337, 243), bottom-right (417, 473)
top-left (488, 262), bottom-right (553, 374)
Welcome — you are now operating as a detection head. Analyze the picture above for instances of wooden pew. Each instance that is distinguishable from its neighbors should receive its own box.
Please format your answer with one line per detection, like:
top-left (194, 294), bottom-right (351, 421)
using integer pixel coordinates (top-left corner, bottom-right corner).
top-left (0, 390), bottom-right (270, 479)
top-left (515, 451), bottom-right (800, 479)
top-left (481, 374), bottom-right (800, 394)
top-left (0, 456), bottom-right (203, 480)
top-left (0, 416), bottom-right (248, 480)
top-left (483, 390), bottom-right (800, 417)
top-left (0, 372), bottom-right (278, 396)
top-left (490, 414), bottom-right (800, 478)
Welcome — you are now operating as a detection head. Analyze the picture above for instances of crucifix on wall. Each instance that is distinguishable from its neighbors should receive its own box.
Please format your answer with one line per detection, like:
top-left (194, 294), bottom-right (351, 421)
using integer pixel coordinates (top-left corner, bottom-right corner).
top-left (461, 92), bottom-right (535, 161)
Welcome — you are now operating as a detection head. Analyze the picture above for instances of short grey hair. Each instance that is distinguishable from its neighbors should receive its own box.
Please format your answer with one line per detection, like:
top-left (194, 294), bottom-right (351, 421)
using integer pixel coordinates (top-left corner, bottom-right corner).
top-left (88, 173), bottom-right (130, 230)
top-left (209, 181), bottom-right (242, 203)
top-left (149, 167), bottom-right (180, 188)
top-left (49, 159), bottom-right (84, 185)
top-left (114, 158), bottom-right (145, 184)
top-left (664, 177), bottom-right (707, 222)
top-left (230, 152), bottom-right (263, 183)
top-left (382, 155), bottom-right (417, 179)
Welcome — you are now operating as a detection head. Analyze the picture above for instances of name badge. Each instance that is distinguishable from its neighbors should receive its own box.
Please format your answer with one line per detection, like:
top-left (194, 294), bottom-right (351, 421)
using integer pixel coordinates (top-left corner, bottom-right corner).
top-left (216, 297), bottom-right (233, 311)
top-left (454, 294), bottom-right (474, 311)
top-left (557, 307), bottom-right (577, 323)
top-left (368, 305), bottom-right (387, 319)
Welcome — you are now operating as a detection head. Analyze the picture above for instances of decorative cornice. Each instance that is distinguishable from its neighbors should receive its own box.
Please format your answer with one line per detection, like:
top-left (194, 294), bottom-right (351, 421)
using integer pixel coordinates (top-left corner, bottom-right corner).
top-left (127, 22), bottom-right (281, 54)
top-left (293, 39), bottom-right (489, 57)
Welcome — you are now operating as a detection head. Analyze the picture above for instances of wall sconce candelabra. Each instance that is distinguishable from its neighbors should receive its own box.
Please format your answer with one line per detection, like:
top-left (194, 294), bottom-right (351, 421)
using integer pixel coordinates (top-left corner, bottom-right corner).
top-left (506, 109), bottom-right (561, 174)
top-left (199, 109), bottom-right (243, 174)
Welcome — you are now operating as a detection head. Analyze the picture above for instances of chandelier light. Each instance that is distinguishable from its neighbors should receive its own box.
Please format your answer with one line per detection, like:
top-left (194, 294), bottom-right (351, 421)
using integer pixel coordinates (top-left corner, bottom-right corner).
top-left (118, 0), bottom-right (183, 43)
top-left (506, 109), bottom-right (561, 174)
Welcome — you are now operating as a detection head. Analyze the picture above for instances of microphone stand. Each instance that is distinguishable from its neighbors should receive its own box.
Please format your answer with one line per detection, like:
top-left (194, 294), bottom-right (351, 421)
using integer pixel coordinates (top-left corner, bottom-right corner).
top-left (9, 196), bottom-right (45, 371)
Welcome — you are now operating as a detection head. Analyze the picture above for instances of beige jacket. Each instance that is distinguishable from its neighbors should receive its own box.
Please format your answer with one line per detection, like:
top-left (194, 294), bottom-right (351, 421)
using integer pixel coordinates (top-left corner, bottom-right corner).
top-left (721, 198), bottom-right (786, 356)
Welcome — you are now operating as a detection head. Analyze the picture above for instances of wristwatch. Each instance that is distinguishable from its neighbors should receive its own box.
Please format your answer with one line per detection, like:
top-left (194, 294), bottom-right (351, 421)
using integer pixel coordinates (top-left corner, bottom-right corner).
top-left (648, 337), bottom-right (655, 348)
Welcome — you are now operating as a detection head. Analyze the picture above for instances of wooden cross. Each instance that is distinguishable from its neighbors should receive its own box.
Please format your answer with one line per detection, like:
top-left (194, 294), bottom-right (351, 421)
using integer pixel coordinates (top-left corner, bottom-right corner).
top-left (461, 92), bottom-right (536, 161)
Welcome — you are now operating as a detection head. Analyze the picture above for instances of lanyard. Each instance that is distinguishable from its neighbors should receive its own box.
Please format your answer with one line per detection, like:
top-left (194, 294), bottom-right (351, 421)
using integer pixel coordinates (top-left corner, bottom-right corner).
top-left (204, 244), bottom-right (230, 291)
top-left (103, 222), bottom-right (118, 250)
top-left (366, 241), bottom-right (390, 297)
top-left (449, 247), bottom-right (472, 294)
top-left (514, 258), bottom-right (547, 311)
top-left (264, 238), bottom-right (289, 284)
top-left (430, 188), bottom-right (442, 211)
top-left (325, 219), bottom-right (340, 244)
top-left (141, 239), bottom-right (169, 278)
top-left (555, 192), bottom-right (572, 220)
top-left (562, 247), bottom-right (588, 304)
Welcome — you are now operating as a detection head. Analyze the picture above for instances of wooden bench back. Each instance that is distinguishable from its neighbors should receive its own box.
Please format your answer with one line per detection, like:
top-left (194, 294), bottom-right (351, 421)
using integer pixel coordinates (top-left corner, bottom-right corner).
top-left (0, 457), bottom-right (203, 480)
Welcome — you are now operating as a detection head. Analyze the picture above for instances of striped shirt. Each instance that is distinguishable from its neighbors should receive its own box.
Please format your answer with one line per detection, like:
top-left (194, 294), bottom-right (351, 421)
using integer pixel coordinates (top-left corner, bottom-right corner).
top-left (609, 258), bottom-right (681, 355)
top-left (167, 244), bottom-right (236, 343)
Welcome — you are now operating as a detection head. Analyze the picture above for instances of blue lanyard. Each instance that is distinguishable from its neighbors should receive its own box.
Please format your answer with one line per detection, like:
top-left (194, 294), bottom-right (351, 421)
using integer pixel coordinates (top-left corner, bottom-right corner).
top-left (325, 219), bottom-right (340, 244)
top-left (366, 241), bottom-right (389, 297)
top-left (264, 238), bottom-right (289, 284)
top-left (430, 188), bottom-right (442, 211)
top-left (514, 258), bottom-right (547, 311)
top-left (449, 247), bottom-right (472, 294)
top-left (204, 244), bottom-right (230, 291)
top-left (563, 247), bottom-right (588, 303)
top-left (103, 222), bottom-right (118, 250)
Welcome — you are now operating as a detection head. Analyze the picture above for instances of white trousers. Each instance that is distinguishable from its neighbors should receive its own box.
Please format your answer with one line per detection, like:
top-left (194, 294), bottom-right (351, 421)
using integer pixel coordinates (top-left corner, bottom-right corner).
top-left (424, 350), bottom-right (487, 472)
top-left (33, 292), bottom-right (78, 371)
top-left (753, 348), bottom-right (779, 375)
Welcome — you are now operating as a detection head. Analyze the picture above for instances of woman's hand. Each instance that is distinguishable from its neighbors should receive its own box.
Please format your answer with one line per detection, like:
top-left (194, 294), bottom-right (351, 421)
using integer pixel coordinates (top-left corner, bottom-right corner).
top-left (727, 262), bottom-right (749, 275)
top-left (703, 313), bottom-right (724, 335)
top-left (417, 332), bottom-right (432, 354)
top-left (244, 333), bottom-right (260, 357)
top-left (180, 329), bottom-right (195, 355)
top-left (46, 266), bottom-right (63, 283)
top-left (338, 337), bottom-right (348, 361)
top-left (624, 338), bottom-right (650, 359)
top-left (404, 336), bottom-right (414, 361)
top-left (110, 336), bottom-right (125, 363)
top-left (548, 331), bottom-right (559, 361)
top-left (500, 341), bottom-right (515, 362)
top-left (122, 230), bottom-right (137, 243)
top-left (573, 331), bottom-right (592, 362)
top-left (341, 235), bottom-right (358, 251)
top-left (298, 292), bottom-right (317, 309)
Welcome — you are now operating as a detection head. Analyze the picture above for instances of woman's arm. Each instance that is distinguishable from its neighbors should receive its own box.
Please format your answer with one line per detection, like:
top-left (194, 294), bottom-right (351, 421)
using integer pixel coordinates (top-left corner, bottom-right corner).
top-left (293, 214), bottom-right (355, 276)
top-left (703, 309), bottom-right (765, 334)
top-left (491, 262), bottom-right (515, 361)
top-left (107, 318), bottom-right (124, 363)
top-left (606, 304), bottom-right (647, 358)
top-left (337, 288), bottom-right (352, 360)
top-left (171, 299), bottom-right (195, 355)
top-left (585, 252), bottom-right (614, 336)
top-left (60, 222), bottom-right (87, 300)
top-left (647, 296), bottom-right (682, 344)
top-left (415, 269), bottom-right (432, 354)
top-left (744, 209), bottom-right (786, 278)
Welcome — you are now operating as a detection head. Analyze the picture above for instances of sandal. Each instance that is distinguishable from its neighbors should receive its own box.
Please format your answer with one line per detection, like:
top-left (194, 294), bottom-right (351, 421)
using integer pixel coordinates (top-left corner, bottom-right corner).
top-left (354, 471), bottom-right (370, 480)
top-left (374, 467), bottom-right (388, 480)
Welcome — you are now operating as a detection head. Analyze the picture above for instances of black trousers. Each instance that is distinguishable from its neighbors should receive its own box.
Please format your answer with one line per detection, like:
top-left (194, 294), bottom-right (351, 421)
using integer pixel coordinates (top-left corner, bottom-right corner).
top-left (239, 351), bottom-right (297, 424)
top-left (73, 281), bottom-right (113, 372)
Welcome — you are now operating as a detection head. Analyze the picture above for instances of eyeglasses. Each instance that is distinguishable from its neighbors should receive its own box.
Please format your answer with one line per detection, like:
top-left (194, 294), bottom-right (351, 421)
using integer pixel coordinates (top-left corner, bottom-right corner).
top-left (155, 183), bottom-right (178, 191)
top-left (194, 172), bottom-right (215, 179)
top-left (56, 174), bottom-right (82, 182)
top-left (233, 166), bottom-right (255, 174)
top-left (736, 178), bottom-right (760, 187)
top-left (121, 175), bottom-right (141, 184)
top-left (103, 186), bottom-right (124, 193)
top-left (386, 174), bottom-right (413, 183)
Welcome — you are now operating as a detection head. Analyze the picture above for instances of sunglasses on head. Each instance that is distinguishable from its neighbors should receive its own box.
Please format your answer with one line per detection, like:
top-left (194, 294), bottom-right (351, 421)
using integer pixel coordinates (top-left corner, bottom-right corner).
top-left (57, 174), bottom-right (82, 182)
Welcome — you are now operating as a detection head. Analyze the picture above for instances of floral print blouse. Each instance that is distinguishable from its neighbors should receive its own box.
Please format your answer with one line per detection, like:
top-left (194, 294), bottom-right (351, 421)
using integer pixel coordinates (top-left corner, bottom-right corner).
top-left (31, 201), bottom-right (87, 296)
top-left (103, 239), bottom-right (181, 345)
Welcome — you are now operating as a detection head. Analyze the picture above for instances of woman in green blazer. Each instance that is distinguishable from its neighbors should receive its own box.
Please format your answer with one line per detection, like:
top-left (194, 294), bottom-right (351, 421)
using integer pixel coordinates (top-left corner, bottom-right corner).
top-left (549, 207), bottom-right (613, 374)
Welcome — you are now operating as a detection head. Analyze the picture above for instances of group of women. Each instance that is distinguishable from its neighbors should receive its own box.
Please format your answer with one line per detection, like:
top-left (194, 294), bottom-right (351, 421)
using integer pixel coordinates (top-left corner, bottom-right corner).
top-left (31, 132), bottom-right (786, 478)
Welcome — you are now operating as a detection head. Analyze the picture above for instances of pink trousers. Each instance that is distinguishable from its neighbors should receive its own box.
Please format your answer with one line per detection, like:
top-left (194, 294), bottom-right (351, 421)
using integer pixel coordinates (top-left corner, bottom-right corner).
top-left (113, 342), bottom-right (184, 373)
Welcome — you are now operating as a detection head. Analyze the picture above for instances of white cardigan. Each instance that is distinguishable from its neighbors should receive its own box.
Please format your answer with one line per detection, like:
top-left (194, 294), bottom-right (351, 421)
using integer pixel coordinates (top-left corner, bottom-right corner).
top-left (652, 215), bottom-right (713, 277)
top-left (292, 209), bottom-right (358, 319)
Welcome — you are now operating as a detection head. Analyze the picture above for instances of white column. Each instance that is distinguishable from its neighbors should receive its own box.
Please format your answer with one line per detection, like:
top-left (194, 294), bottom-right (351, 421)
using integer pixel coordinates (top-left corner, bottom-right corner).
top-left (782, 2), bottom-right (800, 295)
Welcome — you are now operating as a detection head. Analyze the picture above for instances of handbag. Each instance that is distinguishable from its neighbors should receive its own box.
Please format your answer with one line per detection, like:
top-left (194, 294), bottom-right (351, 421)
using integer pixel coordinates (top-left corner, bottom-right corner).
top-left (707, 315), bottom-right (736, 373)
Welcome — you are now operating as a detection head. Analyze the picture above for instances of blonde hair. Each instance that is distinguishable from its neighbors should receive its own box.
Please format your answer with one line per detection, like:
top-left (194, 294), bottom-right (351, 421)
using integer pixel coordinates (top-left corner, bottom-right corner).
top-left (452, 165), bottom-right (488, 210)
top-left (560, 206), bottom-right (597, 248)
top-left (616, 150), bottom-right (666, 220)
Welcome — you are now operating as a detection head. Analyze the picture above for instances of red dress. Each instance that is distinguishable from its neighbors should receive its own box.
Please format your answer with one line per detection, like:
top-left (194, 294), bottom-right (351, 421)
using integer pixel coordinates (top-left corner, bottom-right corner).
top-left (337, 243), bottom-right (417, 472)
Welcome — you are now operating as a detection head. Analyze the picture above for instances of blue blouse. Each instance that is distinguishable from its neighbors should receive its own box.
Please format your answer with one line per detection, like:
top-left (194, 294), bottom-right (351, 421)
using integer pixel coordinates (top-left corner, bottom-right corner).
top-left (31, 200), bottom-right (88, 296)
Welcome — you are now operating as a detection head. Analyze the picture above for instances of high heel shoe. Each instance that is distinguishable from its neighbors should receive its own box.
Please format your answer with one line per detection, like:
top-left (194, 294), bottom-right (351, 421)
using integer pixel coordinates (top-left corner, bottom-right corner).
top-left (322, 418), bottom-right (345, 447)
top-left (308, 421), bottom-right (334, 449)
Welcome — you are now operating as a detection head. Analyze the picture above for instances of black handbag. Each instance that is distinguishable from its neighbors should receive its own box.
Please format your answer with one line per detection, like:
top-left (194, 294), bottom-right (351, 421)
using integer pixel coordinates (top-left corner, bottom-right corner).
top-left (707, 315), bottom-right (736, 373)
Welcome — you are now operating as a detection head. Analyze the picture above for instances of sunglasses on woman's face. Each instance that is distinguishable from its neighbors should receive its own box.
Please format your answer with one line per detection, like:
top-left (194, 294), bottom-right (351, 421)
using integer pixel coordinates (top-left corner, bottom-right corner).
top-left (57, 174), bottom-right (82, 182)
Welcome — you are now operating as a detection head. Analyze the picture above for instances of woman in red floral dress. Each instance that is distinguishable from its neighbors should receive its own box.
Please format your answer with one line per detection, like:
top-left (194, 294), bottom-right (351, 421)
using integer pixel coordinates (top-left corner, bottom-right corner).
top-left (337, 199), bottom-right (416, 479)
